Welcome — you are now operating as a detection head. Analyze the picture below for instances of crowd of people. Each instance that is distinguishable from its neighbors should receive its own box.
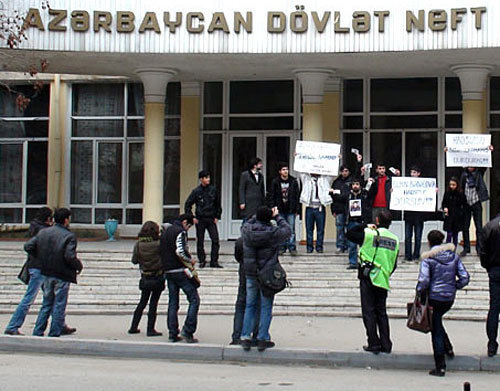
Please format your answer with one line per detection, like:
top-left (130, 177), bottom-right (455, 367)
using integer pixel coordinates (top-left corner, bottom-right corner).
top-left (3, 154), bottom-right (500, 378)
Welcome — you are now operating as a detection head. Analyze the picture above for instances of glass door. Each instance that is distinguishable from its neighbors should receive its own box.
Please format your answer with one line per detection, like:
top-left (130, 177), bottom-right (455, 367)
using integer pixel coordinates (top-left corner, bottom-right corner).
top-left (227, 132), bottom-right (296, 238)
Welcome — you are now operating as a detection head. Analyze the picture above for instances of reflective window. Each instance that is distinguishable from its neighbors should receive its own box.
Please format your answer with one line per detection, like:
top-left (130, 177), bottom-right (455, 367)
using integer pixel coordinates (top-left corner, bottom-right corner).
top-left (371, 78), bottom-right (437, 112)
top-left (343, 79), bottom-right (363, 113)
top-left (72, 84), bottom-right (124, 116)
top-left (230, 81), bottom-right (293, 114)
top-left (203, 134), bottom-right (222, 195)
top-left (342, 132), bottom-right (363, 172)
top-left (204, 82), bottom-right (223, 114)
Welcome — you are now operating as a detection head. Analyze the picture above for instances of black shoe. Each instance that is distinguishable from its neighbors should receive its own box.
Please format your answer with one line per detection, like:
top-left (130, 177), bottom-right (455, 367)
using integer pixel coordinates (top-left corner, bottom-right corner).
top-left (168, 335), bottom-right (182, 343)
top-left (199, 261), bottom-right (207, 268)
top-left (257, 340), bottom-right (275, 352)
top-left (210, 263), bottom-right (223, 268)
top-left (61, 326), bottom-right (76, 335)
top-left (346, 265), bottom-right (357, 270)
top-left (181, 332), bottom-right (198, 343)
top-left (429, 368), bottom-right (445, 377)
top-left (128, 328), bottom-right (140, 334)
top-left (459, 250), bottom-right (470, 257)
top-left (404, 257), bottom-right (412, 262)
top-left (147, 330), bottom-right (163, 337)
top-left (316, 249), bottom-right (323, 253)
top-left (488, 341), bottom-right (498, 357)
top-left (230, 338), bottom-right (241, 345)
top-left (241, 339), bottom-right (252, 351)
top-left (363, 345), bottom-right (381, 354)
top-left (4, 330), bottom-right (23, 336)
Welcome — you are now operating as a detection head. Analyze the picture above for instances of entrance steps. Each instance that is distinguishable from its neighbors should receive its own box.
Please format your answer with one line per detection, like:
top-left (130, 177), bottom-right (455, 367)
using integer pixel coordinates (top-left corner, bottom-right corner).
top-left (0, 248), bottom-right (489, 321)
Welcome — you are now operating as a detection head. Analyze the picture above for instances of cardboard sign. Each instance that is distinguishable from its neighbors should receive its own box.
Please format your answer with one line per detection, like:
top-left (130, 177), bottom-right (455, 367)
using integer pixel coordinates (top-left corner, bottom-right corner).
top-left (446, 134), bottom-right (492, 167)
top-left (294, 141), bottom-right (340, 176)
top-left (390, 177), bottom-right (437, 212)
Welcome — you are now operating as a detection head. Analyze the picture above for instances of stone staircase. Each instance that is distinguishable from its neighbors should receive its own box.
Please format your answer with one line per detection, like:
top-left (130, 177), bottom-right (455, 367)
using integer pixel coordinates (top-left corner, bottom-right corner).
top-left (0, 248), bottom-right (489, 320)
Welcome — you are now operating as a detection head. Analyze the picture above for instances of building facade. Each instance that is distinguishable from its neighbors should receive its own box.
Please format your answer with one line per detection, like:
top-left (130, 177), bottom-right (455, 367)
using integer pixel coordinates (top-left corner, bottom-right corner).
top-left (2, 0), bottom-right (500, 240)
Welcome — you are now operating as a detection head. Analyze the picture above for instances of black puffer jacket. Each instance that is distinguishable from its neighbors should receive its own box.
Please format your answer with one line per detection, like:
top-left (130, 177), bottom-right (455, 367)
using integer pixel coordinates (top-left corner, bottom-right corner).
top-left (441, 189), bottom-right (467, 232)
top-left (132, 239), bottom-right (163, 277)
top-left (241, 215), bottom-right (291, 278)
top-left (26, 219), bottom-right (51, 269)
top-left (184, 184), bottom-right (222, 219)
top-left (24, 224), bottom-right (83, 284)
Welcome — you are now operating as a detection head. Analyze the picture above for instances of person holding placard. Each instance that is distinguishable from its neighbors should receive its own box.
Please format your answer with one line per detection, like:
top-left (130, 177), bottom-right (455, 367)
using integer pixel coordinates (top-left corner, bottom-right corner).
top-left (459, 167), bottom-right (489, 256)
top-left (330, 153), bottom-right (363, 254)
top-left (344, 177), bottom-right (372, 270)
top-left (300, 173), bottom-right (334, 253)
top-left (404, 166), bottom-right (426, 261)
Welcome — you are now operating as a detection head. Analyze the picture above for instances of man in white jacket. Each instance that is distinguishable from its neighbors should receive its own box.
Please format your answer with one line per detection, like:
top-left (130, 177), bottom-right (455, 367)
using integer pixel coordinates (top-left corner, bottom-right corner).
top-left (300, 173), bottom-right (334, 253)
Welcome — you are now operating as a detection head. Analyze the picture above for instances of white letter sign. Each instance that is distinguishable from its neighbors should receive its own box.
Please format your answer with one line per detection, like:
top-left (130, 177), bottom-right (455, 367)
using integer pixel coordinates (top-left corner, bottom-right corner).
top-left (390, 177), bottom-right (437, 212)
top-left (293, 140), bottom-right (340, 176)
top-left (446, 134), bottom-right (491, 167)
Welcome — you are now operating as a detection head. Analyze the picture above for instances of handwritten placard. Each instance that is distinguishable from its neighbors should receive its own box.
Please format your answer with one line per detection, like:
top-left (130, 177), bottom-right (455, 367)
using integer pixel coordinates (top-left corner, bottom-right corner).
top-left (390, 177), bottom-right (437, 212)
top-left (446, 134), bottom-right (492, 167)
top-left (293, 141), bottom-right (340, 176)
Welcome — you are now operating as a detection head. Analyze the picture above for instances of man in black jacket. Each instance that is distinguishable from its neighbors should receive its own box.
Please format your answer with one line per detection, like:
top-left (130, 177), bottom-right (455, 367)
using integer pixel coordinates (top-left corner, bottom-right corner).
top-left (160, 214), bottom-right (200, 343)
top-left (239, 157), bottom-right (266, 222)
top-left (330, 154), bottom-right (363, 254)
top-left (240, 206), bottom-right (291, 352)
top-left (461, 167), bottom-right (489, 256)
top-left (26, 208), bottom-right (83, 337)
top-left (269, 163), bottom-right (300, 255)
top-left (479, 211), bottom-right (500, 357)
top-left (185, 170), bottom-right (222, 268)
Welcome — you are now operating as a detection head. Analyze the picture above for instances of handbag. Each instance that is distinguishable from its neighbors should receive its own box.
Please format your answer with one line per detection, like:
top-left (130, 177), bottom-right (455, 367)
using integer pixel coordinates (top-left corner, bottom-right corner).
top-left (18, 259), bottom-right (30, 285)
top-left (407, 294), bottom-right (433, 333)
top-left (258, 261), bottom-right (289, 298)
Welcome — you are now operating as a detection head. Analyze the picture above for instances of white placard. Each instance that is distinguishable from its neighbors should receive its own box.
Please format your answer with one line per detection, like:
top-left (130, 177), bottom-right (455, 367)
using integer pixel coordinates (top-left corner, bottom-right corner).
top-left (293, 141), bottom-right (340, 176)
top-left (349, 199), bottom-right (362, 217)
top-left (445, 134), bottom-right (492, 167)
top-left (390, 177), bottom-right (437, 212)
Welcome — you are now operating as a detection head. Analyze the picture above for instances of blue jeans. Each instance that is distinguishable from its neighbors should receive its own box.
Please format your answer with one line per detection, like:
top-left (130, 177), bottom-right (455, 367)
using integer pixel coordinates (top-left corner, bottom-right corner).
top-left (335, 213), bottom-right (347, 250)
top-left (305, 207), bottom-right (326, 252)
top-left (232, 263), bottom-right (260, 341)
top-left (5, 268), bottom-right (45, 333)
top-left (347, 221), bottom-right (361, 266)
top-left (166, 272), bottom-right (200, 338)
top-left (429, 299), bottom-right (453, 370)
top-left (405, 220), bottom-right (424, 259)
top-left (33, 276), bottom-right (70, 337)
top-left (279, 213), bottom-right (296, 252)
top-left (241, 277), bottom-right (274, 341)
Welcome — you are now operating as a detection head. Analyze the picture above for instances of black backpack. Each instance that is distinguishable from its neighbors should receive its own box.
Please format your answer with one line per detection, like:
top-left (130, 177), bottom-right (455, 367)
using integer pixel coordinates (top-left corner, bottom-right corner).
top-left (258, 261), bottom-right (289, 298)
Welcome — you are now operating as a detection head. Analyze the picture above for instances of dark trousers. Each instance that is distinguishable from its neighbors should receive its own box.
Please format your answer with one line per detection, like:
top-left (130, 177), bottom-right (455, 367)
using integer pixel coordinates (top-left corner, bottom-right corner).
top-left (166, 272), bottom-right (200, 338)
top-left (463, 201), bottom-right (483, 253)
top-left (305, 207), bottom-right (326, 252)
top-left (429, 299), bottom-right (453, 370)
top-left (231, 263), bottom-right (260, 341)
top-left (405, 219), bottom-right (424, 260)
top-left (360, 278), bottom-right (392, 351)
top-left (195, 217), bottom-right (220, 265)
top-left (487, 266), bottom-right (500, 352)
top-left (130, 288), bottom-right (162, 332)
top-left (446, 231), bottom-right (459, 247)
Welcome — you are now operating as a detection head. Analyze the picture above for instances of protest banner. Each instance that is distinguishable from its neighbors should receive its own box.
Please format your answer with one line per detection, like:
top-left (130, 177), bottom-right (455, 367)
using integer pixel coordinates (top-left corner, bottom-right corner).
top-left (445, 134), bottom-right (492, 167)
top-left (390, 177), bottom-right (437, 212)
top-left (293, 141), bottom-right (341, 176)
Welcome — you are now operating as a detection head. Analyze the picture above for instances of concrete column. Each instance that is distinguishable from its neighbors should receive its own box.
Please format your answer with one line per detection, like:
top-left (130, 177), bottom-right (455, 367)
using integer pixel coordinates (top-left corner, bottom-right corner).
top-left (47, 75), bottom-right (69, 208)
top-left (452, 64), bottom-right (493, 243)
top-left (136, 68), bottom-right (177, 224)
top-left (451, 64), bottom-right (492, 134)
top-left (180, 82), bottom-right (201, 213)
top-left (295, 69), bottom-right (335, 243)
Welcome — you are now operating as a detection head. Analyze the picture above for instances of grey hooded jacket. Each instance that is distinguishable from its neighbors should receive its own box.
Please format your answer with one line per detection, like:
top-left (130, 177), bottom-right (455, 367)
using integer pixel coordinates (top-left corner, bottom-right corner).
top-left (416, 243), bottom-right (469, 302)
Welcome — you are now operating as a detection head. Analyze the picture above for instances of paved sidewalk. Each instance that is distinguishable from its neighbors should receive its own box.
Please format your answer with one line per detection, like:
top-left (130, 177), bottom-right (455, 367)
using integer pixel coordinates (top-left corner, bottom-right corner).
top-left (1, 314), bottom-right (499, 372)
